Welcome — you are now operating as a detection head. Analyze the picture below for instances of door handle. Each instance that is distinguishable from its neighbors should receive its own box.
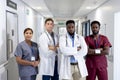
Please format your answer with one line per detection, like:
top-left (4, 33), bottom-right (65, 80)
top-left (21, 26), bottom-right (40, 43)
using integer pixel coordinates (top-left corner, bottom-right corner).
top-left (8, 39), bottom-right (13, 54)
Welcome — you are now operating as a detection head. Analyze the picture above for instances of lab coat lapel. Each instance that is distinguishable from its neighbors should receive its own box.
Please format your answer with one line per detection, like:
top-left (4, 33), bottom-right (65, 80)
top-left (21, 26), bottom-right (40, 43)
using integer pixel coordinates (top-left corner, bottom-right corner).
top-left (74, 33), bottom-right (80, 47)
top-left (66, 33), bottom-right (80, 47)
top-left (45, 31), bottom-right (54, 45)
top-left (66, 33), bottom-right (72, 47)
top-left (54, 34), bottom-right (58, 45)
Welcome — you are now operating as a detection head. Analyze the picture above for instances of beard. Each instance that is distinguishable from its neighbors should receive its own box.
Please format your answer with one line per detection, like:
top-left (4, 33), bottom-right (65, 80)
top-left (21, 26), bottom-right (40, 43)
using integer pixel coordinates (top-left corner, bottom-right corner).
top-left (93, 31), bottom-right (99, 35)
top-left (68, 31), bottom-right (74, 38)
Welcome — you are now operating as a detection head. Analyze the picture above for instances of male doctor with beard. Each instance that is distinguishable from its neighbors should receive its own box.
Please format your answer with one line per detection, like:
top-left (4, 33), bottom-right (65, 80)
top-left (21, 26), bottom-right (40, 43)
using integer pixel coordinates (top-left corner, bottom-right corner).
top-left (59, 20), bottom-right (88, 80)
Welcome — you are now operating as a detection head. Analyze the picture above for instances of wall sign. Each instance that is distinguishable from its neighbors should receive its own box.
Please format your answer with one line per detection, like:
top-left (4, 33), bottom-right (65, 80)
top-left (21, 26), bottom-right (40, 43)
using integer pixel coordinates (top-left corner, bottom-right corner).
top-left (7, 0), bottom-right (17, 10)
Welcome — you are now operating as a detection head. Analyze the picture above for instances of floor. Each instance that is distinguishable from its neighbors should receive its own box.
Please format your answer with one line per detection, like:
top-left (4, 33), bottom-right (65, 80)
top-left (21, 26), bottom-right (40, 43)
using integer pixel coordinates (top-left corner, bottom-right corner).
top-left (36, 75), bottom-right (86, 80)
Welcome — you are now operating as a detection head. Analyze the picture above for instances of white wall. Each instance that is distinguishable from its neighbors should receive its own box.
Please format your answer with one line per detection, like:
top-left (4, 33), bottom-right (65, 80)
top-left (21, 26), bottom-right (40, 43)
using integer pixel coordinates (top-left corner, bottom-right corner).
top-left (114, 12), bottom-right (120, 80)
top-left (36, 15), bottom-right (44, 42)
top-left (0, 0), bottom-right (7, 65)
top-left (24, 6), bottom-right (38, 41)
top-left (86, 0), bottom-right (120, 80)
top-left (18, 1), bottom-right (43, 42)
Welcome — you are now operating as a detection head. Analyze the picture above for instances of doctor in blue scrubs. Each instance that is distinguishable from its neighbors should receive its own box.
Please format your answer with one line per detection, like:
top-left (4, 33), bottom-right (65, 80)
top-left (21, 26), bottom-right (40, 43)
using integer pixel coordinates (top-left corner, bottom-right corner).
top-left (14, 28), bottom-right (40, 80)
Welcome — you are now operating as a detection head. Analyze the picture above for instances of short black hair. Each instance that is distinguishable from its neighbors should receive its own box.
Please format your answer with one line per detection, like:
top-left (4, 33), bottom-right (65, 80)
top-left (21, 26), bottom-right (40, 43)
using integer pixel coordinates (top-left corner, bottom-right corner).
top-left (24, 28), bottom-right (33, 34)
top-left (45, 18), bottom-right (54, 24)
top-left (91, 21), bottom-right (101, 27)
top-left (66, 20), bottom-right (75, 26)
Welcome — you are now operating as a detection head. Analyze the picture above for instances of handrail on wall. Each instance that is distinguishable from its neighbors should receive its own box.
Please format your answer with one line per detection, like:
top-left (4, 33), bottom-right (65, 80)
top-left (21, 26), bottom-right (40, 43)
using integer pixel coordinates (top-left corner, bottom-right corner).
top-left (0, 61), bottom-right (8, 69)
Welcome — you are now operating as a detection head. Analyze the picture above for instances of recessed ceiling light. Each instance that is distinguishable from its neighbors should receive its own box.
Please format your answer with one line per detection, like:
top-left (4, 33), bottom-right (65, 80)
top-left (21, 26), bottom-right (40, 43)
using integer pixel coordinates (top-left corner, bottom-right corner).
top-left (86, 7), bottom-right (92, 9)
top-left (34, 7), bottom-right (42, 10)
top-left (44, 15), bottom-right (53, 17)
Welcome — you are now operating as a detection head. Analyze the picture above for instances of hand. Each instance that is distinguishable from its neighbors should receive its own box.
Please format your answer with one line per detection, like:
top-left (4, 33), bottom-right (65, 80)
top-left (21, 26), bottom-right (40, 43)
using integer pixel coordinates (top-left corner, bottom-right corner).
top-left (31, 61), bottom-right (39, 67)
top-left (56, 43), bottom-right (59, 48)
top-left (77, 46), bottom-right (81, 51)
top-left (34, 61), bottom-right (39, 67)
top-left (99, 48), bottom-right (103, 51)
top-left (31, 61), bottom-right (35, 67)
top-left (48, 45), bottom-right (57, 51)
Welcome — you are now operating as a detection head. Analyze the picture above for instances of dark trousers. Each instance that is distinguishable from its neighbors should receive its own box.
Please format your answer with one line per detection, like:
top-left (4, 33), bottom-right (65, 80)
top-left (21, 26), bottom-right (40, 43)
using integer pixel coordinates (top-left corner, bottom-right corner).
top-left (42, 61), bottom-right (59, 80)
top-left (21, 75), bottom-right (36, 80)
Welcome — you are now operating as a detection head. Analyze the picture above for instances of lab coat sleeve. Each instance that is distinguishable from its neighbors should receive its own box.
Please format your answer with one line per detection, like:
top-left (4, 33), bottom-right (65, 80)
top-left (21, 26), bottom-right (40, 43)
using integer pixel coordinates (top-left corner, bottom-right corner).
top-left (59, 36), bottom-right (77, 56)
top-left (39, 34), bottom-right (56, 58)
top-left (76, 36), bottom-right (87, 57)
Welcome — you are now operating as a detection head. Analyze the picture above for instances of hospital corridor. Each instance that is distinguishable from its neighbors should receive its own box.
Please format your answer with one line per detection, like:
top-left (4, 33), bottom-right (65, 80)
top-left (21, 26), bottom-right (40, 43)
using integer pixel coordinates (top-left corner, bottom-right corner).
top-left (0, 0), bottom-right (120, 80)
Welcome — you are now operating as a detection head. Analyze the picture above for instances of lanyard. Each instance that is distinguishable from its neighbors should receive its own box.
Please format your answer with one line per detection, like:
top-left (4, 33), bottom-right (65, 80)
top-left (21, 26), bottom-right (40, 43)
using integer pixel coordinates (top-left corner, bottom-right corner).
top-left (30, 45), bottom-right (35, 56)
top-left (31, 47), bottom-right (34, 53)
top-left (45, 32), bottom-right (51, 42)
top-left (94, 36), bottom-right (100, 48)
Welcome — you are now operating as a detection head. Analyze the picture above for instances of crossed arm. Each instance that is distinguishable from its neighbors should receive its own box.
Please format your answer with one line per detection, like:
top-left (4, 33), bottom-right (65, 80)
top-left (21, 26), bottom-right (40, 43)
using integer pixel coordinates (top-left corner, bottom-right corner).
top-left (87, 46), bottom-right (110, 55)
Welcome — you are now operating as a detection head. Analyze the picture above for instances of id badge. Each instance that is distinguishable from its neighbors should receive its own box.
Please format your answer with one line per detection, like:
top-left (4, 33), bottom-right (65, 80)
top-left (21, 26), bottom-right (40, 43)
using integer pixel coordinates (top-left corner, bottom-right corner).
top-left (95, 49), bottom-right (101, 54)
top-left (31, 56), bottom-right (35, 61)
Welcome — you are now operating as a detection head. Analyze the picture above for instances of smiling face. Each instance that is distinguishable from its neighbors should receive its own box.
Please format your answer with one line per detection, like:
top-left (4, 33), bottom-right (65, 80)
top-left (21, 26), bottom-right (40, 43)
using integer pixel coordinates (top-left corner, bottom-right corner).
top-left (24, 29), bottom-right (33, 41)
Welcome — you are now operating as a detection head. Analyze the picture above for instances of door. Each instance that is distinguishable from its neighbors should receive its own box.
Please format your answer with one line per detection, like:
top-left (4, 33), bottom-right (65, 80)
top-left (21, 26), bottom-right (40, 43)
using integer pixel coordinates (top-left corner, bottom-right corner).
top-left (82, 20), bottom-right (90, 37)
top-left (6, 11), bottom-right (19, 80)
top-left (6, 11), bottom-right (18, 59)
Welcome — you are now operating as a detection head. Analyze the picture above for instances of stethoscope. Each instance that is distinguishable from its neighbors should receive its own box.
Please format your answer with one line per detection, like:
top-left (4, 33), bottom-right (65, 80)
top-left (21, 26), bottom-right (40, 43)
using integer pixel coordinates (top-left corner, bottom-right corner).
top-left (65, 34), bottom-right (79, 47)
top-left (45, 31), bottom-right (56, 45)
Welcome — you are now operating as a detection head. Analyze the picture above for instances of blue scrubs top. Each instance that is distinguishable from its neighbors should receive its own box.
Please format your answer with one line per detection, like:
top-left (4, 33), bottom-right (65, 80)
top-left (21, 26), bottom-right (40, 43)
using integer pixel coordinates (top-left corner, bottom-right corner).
top-left (14, 41), bottom-right (39, 77)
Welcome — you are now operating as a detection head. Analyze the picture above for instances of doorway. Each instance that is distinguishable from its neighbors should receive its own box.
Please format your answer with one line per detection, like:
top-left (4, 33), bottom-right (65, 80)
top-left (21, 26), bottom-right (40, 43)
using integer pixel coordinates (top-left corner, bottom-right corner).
top-left (6, 11), bottom-right (19, 80)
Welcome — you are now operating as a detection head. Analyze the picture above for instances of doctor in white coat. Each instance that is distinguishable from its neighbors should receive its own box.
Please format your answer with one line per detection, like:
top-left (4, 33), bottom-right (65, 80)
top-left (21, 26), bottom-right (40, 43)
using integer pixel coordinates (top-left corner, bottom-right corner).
top-left (59, 20), bottom-right (88, 80)
top-left (39, 18), bottom-right (59, 80)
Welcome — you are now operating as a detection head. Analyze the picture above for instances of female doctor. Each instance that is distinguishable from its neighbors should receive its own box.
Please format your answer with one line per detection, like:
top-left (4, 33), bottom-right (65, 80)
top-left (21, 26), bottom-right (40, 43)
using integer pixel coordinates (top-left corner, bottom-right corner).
top-left (39, 18), bottom-right (59, 80)
top-left (59, 20), bottom-right (88, 80)
top-left (14, 28), bottom-right (40, 80)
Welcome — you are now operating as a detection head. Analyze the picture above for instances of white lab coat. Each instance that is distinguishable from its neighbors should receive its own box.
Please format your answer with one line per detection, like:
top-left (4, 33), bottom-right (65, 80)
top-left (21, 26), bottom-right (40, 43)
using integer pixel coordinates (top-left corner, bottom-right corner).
top-left (58, 33), bottom-right (88, 79)
top-left (39, 31), bottom-right (59, 76)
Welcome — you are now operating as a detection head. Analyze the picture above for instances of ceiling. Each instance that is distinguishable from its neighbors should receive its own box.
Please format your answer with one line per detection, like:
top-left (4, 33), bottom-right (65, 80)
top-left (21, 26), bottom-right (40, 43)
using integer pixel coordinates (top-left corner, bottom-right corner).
top-left (22, 0), bottom-right (109, 19)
